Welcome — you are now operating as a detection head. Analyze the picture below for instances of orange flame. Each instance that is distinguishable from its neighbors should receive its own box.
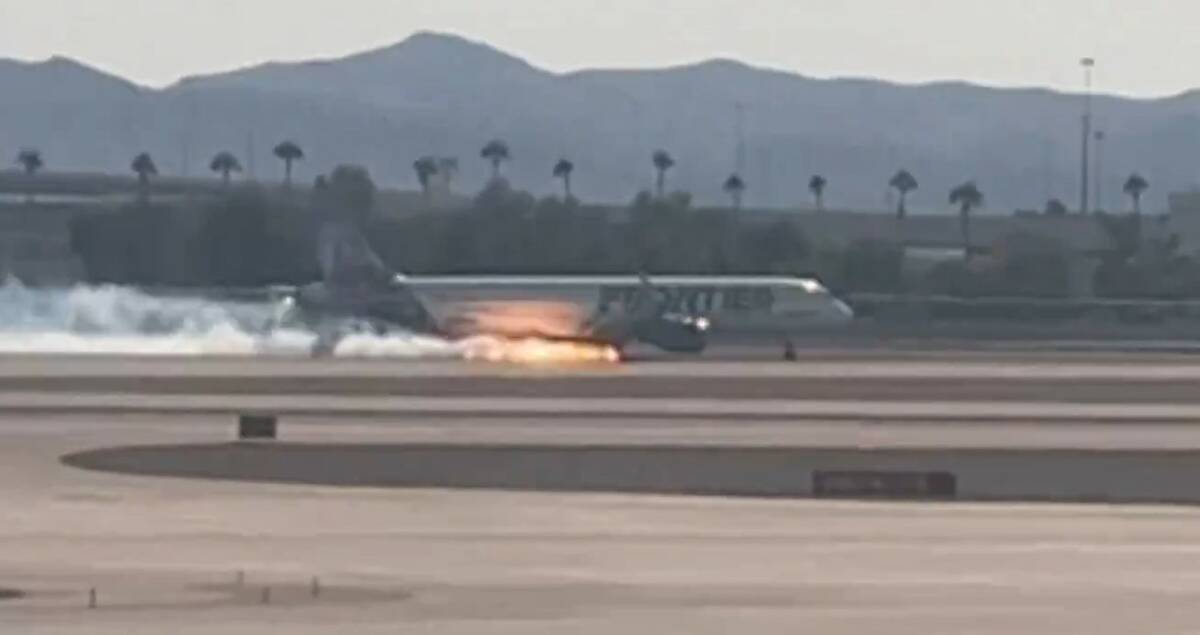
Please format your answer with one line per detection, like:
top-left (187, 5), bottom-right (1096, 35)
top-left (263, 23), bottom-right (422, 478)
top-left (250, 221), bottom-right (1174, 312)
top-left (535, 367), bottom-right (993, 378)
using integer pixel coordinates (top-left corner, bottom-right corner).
top-left (462, 337), bottom-right (621, 365)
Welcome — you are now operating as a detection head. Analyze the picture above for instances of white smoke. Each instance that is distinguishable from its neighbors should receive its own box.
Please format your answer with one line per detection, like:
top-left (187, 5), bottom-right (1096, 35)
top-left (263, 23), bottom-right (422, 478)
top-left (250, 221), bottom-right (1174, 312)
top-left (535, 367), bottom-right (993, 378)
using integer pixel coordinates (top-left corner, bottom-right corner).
top-left (0, 280), bottom-right (459, 358)
top-left (332, 332), bottom-right (470, 359)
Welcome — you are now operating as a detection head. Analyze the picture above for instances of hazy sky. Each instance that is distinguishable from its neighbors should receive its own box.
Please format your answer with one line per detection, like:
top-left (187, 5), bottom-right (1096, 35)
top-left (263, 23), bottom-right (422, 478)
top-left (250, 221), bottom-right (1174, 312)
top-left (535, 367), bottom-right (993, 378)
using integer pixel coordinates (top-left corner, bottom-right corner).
top-left (2, 0), bottom-right (1197, 96)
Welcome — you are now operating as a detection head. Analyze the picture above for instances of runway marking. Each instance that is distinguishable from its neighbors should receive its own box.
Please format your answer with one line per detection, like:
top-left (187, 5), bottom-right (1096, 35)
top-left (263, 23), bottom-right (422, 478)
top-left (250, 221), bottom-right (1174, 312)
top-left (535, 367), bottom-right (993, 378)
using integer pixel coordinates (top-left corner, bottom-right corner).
top-left (5, 357), bottom-right (1200, 381)
top-left (6, 393), bottom-right (1200, 422)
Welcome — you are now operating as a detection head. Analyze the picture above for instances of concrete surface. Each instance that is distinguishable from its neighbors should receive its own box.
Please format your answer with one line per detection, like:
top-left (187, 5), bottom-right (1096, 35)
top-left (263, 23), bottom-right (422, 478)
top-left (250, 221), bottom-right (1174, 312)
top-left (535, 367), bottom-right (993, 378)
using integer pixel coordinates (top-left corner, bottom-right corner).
top-left (8, 352), bottom-right (1200, 406)
top-left (2, 416), bottom-right (1200, 633)
top-left (5, 351), bottom-right (1200, 632)
top-left (53, 411), bottom-right (1200, 504)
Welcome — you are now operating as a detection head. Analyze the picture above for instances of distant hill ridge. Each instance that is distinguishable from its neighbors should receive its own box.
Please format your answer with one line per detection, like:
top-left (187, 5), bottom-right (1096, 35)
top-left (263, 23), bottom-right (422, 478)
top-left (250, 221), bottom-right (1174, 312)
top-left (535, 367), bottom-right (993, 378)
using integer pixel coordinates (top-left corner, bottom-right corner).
top-left (2, 31), bottom-right (1197, 212)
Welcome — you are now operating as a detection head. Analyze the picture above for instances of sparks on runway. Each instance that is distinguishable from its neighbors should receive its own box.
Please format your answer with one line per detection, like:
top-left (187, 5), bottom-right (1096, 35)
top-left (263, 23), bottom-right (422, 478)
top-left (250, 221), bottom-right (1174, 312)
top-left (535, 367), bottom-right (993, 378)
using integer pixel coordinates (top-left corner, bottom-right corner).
top-left (461, 337), bottom-right (622, 365)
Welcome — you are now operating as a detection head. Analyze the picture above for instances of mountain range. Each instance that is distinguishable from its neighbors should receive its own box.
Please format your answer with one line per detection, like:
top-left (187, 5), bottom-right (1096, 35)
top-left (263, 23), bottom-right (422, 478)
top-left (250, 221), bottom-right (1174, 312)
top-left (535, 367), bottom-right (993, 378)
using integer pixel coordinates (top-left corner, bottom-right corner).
top-left (2, 31), bottom-right (1199, 212)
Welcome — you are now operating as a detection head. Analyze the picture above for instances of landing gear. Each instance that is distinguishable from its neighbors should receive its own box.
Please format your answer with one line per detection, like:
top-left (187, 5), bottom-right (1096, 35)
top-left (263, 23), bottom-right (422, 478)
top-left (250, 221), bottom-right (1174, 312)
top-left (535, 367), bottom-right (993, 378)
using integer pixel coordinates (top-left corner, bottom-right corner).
top-left (311, 334), bottom-right (337, 358)
top-left (311, 325), bottom-right (342, 358)
top-left (782, 339), bottom-right (798, 362)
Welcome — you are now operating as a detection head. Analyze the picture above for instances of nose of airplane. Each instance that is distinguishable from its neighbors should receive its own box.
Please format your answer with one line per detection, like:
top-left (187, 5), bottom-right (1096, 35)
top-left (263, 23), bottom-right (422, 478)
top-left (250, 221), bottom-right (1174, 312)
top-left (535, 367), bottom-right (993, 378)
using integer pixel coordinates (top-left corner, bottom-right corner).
top-left (830, 298), bottom-right (856, 323)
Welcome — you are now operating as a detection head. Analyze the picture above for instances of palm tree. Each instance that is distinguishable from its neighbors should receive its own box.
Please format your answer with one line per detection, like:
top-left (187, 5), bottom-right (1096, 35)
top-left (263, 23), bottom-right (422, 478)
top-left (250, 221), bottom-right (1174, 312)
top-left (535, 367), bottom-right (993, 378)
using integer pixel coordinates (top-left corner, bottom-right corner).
top-left (808, 175), bottom-right (827, 211)
top-left (723, 173), bottom-right (746, 211)
top-left (15, 149), bottom-right (44, 203)
top-left (480, 140), bottom-right (511, 181)
top-left (273, 141), bottom-right (304, 186)
top-left (131, 152), bottom-right (158, 204)
top-left (437, 157), bottom-right (459, 193)
top-left (1123, 173), bottom-right (1149, 215)
top-left (949, 181), bottom-right (984, 260)
top-left (552, 158), bottom-right (575, 199)
top-left (209, 151), bottom-right (242, 187)
top-left (652, 150), bottom-right (675, 198)
top-left (413, 156), bottom-right (439, 199)
top-left (16, 149), bottom-right (43, 176)
top-left (889, 170), bottom-right (919, 219)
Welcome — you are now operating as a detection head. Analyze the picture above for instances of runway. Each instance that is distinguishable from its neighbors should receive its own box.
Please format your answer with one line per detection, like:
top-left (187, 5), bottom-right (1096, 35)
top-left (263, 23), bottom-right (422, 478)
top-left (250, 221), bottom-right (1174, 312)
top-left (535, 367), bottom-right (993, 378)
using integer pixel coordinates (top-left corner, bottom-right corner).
top-left (6, 349), bottom-right (1200, 632)
top-left (10, 350), bottom-right (1200, 405)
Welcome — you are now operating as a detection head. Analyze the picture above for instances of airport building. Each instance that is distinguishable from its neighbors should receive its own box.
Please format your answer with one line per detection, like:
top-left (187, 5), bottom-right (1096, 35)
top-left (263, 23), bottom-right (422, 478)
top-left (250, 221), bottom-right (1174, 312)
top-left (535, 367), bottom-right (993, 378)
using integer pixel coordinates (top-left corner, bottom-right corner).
top-left (1166, 190), bottom-right (1200, 253)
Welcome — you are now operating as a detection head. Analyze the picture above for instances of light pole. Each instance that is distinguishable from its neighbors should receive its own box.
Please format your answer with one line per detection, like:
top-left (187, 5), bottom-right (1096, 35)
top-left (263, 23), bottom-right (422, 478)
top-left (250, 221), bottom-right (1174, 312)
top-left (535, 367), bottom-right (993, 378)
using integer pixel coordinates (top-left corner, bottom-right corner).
top-left (1080, 57), bottom-right (1095, 215)
top-left (1093, 129), bottom-right (1106, 213)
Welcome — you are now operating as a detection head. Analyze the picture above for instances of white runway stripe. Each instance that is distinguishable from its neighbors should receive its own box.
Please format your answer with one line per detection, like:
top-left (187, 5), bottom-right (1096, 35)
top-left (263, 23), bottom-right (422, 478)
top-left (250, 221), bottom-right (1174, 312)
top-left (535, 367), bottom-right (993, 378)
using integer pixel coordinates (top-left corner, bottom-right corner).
top-left (2, 357), bottom-right (1200, 381)
top-left (4, 393), bottom-right (1200, 421)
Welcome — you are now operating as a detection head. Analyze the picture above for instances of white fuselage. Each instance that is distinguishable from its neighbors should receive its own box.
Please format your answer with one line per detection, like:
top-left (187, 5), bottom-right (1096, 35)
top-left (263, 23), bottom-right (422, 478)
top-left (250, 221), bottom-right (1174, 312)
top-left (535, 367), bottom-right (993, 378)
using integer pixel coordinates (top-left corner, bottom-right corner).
top-left (403, 275), bottom-right (854, 341)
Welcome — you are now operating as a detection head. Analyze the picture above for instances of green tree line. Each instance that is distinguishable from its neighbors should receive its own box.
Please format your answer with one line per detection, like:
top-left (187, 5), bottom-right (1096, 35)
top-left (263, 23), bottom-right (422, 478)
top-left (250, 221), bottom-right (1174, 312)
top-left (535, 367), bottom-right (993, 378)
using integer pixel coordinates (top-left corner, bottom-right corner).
top-left (65, 163), bottom-right (1098, 299)
top-left (45, 138), bottom-right (1190, 300)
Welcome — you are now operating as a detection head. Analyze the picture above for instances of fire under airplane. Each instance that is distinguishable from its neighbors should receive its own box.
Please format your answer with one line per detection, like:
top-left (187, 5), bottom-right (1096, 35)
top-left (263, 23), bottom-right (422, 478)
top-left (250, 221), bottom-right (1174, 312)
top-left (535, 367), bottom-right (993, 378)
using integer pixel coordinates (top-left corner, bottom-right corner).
top-left (271, 219), bottom-right (855, 359)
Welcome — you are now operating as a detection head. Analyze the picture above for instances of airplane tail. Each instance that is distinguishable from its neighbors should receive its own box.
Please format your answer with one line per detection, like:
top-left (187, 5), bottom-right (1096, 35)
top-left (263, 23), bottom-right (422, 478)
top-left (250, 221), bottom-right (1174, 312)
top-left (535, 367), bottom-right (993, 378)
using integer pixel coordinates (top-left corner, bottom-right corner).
top-left (317, 219), bottom-right (396, 288)
top-left (310, 218), bottom-right (440, 335)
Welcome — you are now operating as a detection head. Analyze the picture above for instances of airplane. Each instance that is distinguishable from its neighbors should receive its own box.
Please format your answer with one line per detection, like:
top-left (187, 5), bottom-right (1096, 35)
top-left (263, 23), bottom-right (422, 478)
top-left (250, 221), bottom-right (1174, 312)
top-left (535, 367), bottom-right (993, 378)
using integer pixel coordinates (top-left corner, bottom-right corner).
top-left (271, 218), bottom-right (855, 359)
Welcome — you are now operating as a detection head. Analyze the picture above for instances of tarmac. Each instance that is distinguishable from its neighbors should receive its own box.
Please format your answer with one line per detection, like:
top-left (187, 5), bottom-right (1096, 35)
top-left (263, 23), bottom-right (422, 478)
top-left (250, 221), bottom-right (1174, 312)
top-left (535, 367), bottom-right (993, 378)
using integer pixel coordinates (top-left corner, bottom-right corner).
top-left (6, 350), bottom-right (1200, 632)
